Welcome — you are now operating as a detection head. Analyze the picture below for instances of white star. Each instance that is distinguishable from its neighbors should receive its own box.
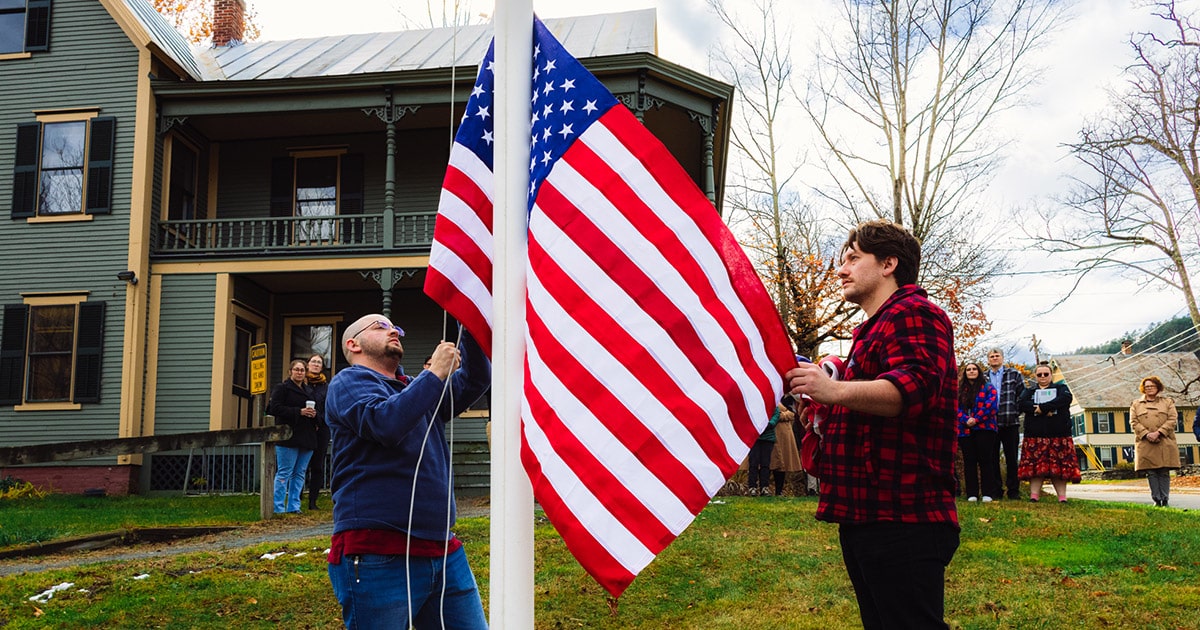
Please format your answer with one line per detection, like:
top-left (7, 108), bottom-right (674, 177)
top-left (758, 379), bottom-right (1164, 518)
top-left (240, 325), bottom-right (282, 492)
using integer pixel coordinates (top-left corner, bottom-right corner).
top-left (534, 44), bottom-right (540, 58)
top-left (560, 100), bottom-right (574, 114)
top-left (558, 123), bottom-right (574, 138)
top-left (560, 78), bottom-right (575, 92)
top-left (532, 112), bottom-right (540, 125)
top-left (475, 105), bottom-right (490, 120)
top-left (530, 181), bottom-right (536, 195)
top-left (543, 59), bottom-right (556, 73)
top-left (542, 151), bottom-right (553, 166)
top-left (543, 82), bottom-right (554, 96)
top-left (472, 84), bottom-right (484, 97)
top-left (533, 66), bottom-right (540, 81)
top-left (543, 104), bottom-right (553, 118)
top-left (482, 130), bottom-right (493, 145)
top-left (486, 60), bottom-right (494, 72)
top-left (583, 100), bottom-right (598, 114)
top-left (530, 156), bottom-right (536, 170)
top-left (543, 127), bottom-right (552, 141)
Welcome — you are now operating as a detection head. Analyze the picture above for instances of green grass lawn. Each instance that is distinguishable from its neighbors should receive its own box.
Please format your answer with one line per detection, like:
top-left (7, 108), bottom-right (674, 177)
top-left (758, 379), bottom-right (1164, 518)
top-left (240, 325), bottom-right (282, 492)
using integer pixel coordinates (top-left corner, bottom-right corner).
top-left (1, 495), bottom-right (1198, 629)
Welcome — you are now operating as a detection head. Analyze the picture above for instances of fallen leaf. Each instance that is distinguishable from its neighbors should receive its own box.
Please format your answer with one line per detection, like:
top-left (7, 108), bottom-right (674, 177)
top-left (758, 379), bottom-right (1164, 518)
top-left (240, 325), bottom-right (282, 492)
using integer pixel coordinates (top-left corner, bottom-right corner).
top-left (1060, 577), bottom-right (1078, 587)
top-left (33, 607), bottom-right (43, 618)
top-left (722, 531), bottom-right (730, 538)
top-left (1158, 564), bottom-right (1178, 571)
top-left (247, 598), bottom-right (258, 605)
top-left (978, 517), bottom-right (992, 523)
top-left (1091, 591), bottom-right (1111, 597)
top-left (998, 578), bottom-right (1013, 584)
top-left (1131, 566), bottom-right (1146, 574)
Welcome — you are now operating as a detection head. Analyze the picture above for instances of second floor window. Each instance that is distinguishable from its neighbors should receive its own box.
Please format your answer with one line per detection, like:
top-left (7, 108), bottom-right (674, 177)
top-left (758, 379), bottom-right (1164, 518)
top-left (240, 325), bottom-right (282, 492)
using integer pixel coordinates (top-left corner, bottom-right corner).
top-left (270, 152), bottom-right (363, 244)
top-left (0, 0), bottom-right (50, 55)
top-left (10, 115), bottom-right (116, 219)
top-left (1095, 411), bottom-right (1114, 434)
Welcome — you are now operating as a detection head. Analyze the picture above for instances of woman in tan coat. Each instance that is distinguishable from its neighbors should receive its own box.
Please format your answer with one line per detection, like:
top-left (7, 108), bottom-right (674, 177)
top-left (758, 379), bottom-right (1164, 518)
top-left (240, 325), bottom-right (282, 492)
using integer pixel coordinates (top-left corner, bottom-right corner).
top-left (1131, 375), bottom-right (1181, 507)
top-left (770, 402), bottom-right (803, 496)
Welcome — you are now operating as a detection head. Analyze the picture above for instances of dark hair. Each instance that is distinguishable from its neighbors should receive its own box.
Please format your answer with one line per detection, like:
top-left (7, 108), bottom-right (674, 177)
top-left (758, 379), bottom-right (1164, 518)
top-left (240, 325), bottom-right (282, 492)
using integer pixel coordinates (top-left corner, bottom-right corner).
top-left (1034, 361), bottom-right (1052, 376)
top-left (842, 219), bottom-right (922, 287)
top-left (958, 361), bottom-right (986, 410)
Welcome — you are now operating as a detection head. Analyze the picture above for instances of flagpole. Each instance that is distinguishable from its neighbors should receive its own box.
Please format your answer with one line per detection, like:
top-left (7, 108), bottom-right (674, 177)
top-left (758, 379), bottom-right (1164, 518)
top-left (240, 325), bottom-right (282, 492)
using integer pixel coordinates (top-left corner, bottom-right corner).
top-left (491, 0), bottom-right (535, 627)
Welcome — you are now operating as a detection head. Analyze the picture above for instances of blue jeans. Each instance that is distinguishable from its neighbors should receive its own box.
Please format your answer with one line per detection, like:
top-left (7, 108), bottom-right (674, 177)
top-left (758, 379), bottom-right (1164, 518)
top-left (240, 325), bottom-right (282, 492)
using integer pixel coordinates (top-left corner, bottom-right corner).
top-left (274, 445), bottom-right (313, 513)
top-left (328, 546), bottom-right (488, 629)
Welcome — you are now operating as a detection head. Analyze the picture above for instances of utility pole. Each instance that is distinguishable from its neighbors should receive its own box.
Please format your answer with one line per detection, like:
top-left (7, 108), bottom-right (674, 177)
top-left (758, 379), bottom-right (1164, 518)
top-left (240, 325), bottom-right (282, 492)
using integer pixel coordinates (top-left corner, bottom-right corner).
top-left (1030, 334), bottom-right (1042, 364)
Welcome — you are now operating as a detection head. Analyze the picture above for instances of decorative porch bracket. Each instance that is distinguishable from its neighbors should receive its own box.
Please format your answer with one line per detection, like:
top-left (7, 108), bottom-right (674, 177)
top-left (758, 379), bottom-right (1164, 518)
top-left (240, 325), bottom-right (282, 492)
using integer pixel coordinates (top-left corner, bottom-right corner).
top-left (359, 267), bottom-right (422, 319)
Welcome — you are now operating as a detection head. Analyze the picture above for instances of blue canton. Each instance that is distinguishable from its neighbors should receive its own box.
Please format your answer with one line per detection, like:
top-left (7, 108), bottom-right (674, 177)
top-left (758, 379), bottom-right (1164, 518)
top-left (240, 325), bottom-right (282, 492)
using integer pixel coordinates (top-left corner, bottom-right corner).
top-left (453, 19), bottom-right (620, 213)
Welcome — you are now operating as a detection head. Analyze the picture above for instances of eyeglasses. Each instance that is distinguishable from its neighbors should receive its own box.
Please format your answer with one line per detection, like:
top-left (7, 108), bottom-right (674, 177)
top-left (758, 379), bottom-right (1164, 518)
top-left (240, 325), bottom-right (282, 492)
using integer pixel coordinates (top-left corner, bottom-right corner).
top-left (348, 320), bottom-right (405, 340)
top-left (1035, 372), bottom-right (1051, 377)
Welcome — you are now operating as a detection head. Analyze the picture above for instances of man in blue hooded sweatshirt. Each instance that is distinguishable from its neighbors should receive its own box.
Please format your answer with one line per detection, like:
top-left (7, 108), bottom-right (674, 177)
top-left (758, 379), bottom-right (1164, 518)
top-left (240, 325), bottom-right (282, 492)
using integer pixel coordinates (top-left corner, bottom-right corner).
top-left (324, 313), bottom-right (490, 629)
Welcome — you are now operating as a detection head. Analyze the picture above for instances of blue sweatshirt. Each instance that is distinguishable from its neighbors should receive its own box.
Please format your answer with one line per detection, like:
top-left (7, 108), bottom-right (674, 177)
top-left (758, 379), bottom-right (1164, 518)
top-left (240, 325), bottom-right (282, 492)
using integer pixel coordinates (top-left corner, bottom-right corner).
top-left (325, 333), bottom-right (490, 540)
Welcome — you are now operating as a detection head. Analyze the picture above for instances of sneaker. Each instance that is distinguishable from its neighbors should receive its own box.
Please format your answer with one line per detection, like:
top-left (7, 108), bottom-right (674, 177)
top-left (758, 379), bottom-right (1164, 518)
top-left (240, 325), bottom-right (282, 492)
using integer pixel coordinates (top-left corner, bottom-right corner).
top-left (982, 496), bottom-right (994, 503)
top-left (967, 496), bottom-right (978, 502)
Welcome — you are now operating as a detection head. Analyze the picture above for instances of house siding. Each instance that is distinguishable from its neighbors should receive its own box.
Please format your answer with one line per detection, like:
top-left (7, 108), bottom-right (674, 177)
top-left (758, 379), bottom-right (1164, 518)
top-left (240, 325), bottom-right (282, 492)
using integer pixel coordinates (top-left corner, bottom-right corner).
top-left (151, 274), bottom-right (216, 434)
top-left (0, 0), bottom-right (141, 447)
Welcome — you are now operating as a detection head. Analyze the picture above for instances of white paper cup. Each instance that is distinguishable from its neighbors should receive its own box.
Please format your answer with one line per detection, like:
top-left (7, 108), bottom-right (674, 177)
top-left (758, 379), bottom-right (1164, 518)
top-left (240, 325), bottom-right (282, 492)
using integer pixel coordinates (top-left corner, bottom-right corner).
top-left (305, 400), bottom-right (316, 409)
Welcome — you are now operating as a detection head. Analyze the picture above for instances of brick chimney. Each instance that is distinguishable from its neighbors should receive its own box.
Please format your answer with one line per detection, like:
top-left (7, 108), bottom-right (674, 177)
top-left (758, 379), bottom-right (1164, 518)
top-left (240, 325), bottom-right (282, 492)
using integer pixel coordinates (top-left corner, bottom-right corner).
top-left (212, 0), bottom-right (246, 47)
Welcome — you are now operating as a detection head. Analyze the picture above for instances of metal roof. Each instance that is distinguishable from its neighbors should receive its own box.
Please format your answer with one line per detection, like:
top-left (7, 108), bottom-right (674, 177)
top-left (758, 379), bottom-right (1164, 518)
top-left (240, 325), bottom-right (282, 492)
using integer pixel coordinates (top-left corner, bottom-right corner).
top-left (201, 10), bottom-right (658, 82)
top-left (1054, 352), bottom-right (1200, 409)
top-left (122, 0), bottom-right (205, 80)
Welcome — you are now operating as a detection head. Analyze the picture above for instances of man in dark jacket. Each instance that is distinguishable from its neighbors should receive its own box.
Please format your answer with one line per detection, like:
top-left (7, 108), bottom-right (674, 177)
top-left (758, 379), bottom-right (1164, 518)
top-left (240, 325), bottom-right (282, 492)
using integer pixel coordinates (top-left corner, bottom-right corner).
top-left (324, 314), bottom-right (489, 629)
top-left (986, 348), bottom-right (1027, 499)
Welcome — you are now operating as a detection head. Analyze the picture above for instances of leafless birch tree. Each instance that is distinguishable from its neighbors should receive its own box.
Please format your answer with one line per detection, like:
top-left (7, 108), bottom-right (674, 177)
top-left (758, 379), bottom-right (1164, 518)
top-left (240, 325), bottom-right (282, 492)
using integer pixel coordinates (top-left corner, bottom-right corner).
top-left (1029, 0), bottom-right (1200, 335)
top-left (801, 0), bottom-right (1063, 350)
top-left (709, 0), bottom-right (856, 357)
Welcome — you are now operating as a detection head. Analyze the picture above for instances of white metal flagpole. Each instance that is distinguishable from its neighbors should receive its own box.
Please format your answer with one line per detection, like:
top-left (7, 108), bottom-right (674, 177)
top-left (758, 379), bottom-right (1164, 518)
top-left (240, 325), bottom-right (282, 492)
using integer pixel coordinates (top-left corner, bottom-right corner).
top-left (490, 0), bottom-right (535, 627)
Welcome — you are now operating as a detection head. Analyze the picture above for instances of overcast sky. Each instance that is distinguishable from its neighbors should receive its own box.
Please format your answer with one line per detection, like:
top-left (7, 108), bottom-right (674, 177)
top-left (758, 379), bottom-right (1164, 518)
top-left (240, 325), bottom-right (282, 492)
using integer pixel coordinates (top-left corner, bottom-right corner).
top-left (245, 0), bottom-right (1194, 361)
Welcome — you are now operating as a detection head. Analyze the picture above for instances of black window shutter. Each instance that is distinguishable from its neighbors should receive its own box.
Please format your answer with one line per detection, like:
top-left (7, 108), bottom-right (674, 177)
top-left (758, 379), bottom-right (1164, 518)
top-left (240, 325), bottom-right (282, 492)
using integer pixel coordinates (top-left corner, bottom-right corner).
top-left (340, 153), bottom-right (364, 215)
top-left (85, 117), bottom-right (116, 215)
top-left (73, 301), bottom-right (105, 403)
top-left (0, 305), bottom-right (29, 405)
top-left (24, 0), bottom-right (52, 52)
top-left (11, 123), bottom-right (40, 219)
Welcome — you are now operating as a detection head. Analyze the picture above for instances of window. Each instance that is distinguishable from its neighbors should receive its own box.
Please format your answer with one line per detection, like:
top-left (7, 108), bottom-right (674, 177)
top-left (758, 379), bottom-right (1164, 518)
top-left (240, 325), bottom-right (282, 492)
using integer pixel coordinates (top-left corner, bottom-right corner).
top-left (269, 151), bottom-right (363, 245)
top-left (1098, 447), bottom-right (1116, 468)
top-left (1, 296), bottom-right (104, 407)
top-left (1072, 413), bottom-right (1084, 437)
top-left (167, 139), bottom-right (198, 222)
top-left (11, 113), bottom-right (115, 219)
top-left (1123, 411), bottom-right (1131, 433)
top-left (1180, 447), bottom-right (1195, 467)
top-left (1177, 410), bottom-right (1185, 433)
top-left (1095, 411), bottom-right (1114, 434)
top-left (0, 0), bottom-right (50, 56)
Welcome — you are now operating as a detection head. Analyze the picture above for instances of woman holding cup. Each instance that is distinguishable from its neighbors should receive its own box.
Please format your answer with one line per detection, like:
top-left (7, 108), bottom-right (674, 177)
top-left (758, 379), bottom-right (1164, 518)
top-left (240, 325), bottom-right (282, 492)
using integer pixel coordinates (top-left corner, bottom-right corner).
top-left (266, 360), bottom-right (321, 514)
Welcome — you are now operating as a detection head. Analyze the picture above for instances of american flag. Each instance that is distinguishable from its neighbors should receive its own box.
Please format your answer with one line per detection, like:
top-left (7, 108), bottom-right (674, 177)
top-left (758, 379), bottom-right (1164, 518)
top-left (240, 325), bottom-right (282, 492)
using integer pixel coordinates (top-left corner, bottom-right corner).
top-left (425, 19), bottom-right (795, 598)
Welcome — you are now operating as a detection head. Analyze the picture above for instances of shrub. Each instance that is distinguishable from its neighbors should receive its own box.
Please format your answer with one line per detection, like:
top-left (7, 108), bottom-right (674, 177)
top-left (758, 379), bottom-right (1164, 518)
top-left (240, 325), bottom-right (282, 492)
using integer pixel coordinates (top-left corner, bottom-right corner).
top-left (1114, 461), bottom-right (1135, 472)
top-left (0, 478), bottom-right (50, 500)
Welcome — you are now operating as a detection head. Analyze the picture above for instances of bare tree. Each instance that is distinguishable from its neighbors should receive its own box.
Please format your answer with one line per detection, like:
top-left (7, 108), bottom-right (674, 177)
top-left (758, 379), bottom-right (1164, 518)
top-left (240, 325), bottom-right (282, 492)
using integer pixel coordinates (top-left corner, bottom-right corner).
top-left (1029, 0), bottom-right (1200, 336)
top-left (709, 0), bottom-right (856, 357)
top-left (801, 0), bottom-right (1062, 348)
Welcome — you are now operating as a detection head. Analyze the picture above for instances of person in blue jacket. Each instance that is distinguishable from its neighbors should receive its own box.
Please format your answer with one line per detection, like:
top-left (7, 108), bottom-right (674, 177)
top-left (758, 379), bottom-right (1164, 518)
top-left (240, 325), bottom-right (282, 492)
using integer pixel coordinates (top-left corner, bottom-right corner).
top-left (324, 314), bottom-right (490, 629)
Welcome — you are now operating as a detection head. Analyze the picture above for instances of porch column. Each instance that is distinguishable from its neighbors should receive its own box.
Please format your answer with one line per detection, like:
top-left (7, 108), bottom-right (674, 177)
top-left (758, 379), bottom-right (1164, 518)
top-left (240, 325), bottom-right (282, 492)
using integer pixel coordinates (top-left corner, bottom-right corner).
top-left (362, 91), bottom-right (421, 250)
top-left (688, 102), bottom-right (718, 205)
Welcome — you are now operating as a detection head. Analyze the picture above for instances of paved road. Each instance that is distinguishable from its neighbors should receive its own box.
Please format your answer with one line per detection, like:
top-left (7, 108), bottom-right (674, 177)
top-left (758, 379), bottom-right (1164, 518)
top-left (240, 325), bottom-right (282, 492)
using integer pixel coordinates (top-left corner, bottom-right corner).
top-left (1059, 480), bottom-right (1200, 511)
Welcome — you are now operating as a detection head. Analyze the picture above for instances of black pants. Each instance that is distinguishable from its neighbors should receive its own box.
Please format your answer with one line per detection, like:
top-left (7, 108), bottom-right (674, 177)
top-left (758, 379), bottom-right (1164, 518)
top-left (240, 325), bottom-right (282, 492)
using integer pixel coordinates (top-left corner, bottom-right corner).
top-left (959, 431), bottom-right (1001, 499)
top-left (307, 438), bottom-right (328, 507)
top-left (747, 440), bottom-right (774, 489)
top-left (839, 521), bottom-right (959, 630)
top-left (997, 424), bottom-right (1021, 498)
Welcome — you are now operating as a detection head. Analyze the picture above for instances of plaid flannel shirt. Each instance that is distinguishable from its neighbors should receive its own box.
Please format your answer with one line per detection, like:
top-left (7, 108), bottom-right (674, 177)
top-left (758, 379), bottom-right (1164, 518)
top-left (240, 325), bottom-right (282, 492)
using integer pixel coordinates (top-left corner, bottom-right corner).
top-left (990, 367), bottom-right (1026, 428)
top-left (815, 285), bottom-right (959, 528)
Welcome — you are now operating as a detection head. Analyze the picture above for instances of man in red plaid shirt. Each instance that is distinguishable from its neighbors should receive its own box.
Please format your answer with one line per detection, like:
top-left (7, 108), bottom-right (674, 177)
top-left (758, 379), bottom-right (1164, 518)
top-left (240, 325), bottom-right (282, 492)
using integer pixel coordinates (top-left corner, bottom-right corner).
top-left (787, 219), bottom-right (959, 630)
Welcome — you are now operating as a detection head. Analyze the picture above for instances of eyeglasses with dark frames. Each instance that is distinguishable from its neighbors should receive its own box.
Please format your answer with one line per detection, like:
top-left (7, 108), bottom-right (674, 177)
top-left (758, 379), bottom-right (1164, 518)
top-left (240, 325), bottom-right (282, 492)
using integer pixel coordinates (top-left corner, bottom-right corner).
top-left (348, 320), bottom-right (405, 340)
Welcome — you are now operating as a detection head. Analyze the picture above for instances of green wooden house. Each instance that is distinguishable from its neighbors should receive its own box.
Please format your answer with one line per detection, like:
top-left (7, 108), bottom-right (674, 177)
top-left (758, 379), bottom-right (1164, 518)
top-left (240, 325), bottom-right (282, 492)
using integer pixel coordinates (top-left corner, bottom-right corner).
top-left (0, 0), bottom-right (734, 495)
